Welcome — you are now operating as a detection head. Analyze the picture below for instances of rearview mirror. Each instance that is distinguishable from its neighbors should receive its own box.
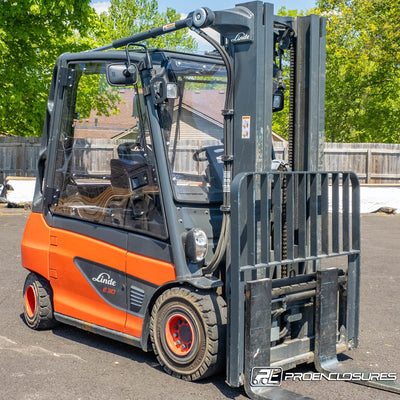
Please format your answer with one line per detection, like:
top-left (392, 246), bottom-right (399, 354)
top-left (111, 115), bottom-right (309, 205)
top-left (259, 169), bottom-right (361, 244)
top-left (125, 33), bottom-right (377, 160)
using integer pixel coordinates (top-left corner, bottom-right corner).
top-left (106, 63), bottom-right (138, 86)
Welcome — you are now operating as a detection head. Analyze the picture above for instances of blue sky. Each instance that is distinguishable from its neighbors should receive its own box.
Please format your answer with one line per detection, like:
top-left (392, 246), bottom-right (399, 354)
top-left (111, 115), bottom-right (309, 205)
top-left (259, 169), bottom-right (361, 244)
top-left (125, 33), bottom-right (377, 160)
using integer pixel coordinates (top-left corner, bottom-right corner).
top-left (92, 0), bottom-right (317, 16)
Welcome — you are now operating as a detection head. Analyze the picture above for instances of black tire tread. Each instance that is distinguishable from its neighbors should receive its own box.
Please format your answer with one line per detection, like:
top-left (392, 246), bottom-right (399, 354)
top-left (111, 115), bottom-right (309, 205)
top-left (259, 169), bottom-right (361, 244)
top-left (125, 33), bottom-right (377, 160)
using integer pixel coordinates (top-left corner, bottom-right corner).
top-left (150, 286), bottom-right (227, 381)
top-left (23, 272), bottom-right (57, 330)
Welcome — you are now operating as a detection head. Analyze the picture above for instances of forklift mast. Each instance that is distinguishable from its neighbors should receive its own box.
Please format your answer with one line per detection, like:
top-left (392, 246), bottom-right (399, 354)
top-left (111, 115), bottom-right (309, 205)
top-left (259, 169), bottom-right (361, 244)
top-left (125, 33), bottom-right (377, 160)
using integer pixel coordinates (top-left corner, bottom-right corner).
top-left (21, 2), bottom-right (400, 399)
top-left (210, 2), bottom-right (325, 177)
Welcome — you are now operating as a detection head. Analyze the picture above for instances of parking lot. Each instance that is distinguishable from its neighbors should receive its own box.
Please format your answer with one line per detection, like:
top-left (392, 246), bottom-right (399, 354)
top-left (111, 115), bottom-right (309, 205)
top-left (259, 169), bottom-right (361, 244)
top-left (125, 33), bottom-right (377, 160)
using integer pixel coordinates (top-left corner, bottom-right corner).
top-left (0, 204), bottom-right (399, 400)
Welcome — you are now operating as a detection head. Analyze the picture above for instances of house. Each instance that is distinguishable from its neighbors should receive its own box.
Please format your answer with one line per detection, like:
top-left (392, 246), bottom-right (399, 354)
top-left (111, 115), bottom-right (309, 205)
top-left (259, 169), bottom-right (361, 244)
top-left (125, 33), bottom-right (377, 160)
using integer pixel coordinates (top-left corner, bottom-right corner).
top-left (73, 88), bottom-right (288, 145)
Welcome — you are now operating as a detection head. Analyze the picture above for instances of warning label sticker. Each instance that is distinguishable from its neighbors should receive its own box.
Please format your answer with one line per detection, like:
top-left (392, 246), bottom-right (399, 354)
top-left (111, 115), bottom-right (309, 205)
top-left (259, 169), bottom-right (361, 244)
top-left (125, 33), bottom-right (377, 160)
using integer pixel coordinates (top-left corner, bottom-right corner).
top-left (163, 23), bottom-right (175, 31)
top-left (242, 116), bottom-right (250, 139)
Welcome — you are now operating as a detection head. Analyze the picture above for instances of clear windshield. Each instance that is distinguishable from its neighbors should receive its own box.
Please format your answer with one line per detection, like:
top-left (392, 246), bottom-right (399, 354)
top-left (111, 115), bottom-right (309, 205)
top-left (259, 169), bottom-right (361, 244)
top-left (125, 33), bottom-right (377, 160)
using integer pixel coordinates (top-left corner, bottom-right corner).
top-left (159, 58), bottom-right (226, 203)
top-left (51, 62), bottom-right (167, 238)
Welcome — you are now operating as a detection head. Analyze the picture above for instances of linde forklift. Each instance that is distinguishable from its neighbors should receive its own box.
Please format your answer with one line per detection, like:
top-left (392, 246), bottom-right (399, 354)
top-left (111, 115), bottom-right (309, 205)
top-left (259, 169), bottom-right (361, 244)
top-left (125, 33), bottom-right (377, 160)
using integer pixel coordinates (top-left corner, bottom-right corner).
top-left (20, 2), bottom-right (399, 398)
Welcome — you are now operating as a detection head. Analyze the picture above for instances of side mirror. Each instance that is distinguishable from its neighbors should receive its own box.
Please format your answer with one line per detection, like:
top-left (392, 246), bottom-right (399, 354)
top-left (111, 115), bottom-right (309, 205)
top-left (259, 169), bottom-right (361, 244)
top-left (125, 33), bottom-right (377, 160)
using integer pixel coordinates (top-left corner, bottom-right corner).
top-left (106, 63), bottom-right (138, 86)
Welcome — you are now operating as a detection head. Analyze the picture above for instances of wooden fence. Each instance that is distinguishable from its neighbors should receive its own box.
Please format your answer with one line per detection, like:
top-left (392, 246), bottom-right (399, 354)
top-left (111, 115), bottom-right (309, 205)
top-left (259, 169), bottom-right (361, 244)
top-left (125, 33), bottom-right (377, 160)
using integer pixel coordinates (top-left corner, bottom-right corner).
top-left (323, 143), bottom-right (400, 184)
top-left (1, 138), bottom-right (400, 185)
top-left (274, 142), bottom-right (400, 184)
top-left (0, 137), bottom-right (41, 183)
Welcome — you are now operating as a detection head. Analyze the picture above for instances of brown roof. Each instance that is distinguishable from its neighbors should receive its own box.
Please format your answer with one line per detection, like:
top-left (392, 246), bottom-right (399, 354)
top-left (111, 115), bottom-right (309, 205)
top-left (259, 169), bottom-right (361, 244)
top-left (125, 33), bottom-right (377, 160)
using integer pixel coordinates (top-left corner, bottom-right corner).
top-left (181, 90), bottom-right (225, 125)
top-left (72, 88), bottom-right (287, 143)
top-left (74, 89), bottom-right (138, 139)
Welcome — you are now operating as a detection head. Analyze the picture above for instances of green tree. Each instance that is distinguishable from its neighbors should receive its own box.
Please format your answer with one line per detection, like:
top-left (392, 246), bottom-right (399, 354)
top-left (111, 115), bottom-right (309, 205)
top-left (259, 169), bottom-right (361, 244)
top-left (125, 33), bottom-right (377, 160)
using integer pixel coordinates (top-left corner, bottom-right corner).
top-left (97, 0), bottom-right (197, 51)
top-left (317, 0), bottom-right (400, 143)
top-left (0, 0), bottom-right (196, 137)
top-left (0, 0), bottom-right (98, 137)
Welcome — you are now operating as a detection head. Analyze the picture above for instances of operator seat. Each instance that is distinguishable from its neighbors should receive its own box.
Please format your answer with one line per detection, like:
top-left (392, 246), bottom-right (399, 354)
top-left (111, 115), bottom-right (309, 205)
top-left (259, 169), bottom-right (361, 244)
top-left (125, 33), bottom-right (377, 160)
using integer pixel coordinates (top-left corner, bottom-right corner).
top-left (110, 142), bottom-right (150, 190)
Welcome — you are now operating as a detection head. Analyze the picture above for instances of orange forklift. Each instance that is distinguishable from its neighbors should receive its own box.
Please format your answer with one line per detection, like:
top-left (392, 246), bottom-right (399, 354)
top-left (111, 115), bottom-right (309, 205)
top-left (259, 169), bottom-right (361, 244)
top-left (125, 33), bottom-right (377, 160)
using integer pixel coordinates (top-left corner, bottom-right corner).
top-left (21, 2), bottom-right (399, 398)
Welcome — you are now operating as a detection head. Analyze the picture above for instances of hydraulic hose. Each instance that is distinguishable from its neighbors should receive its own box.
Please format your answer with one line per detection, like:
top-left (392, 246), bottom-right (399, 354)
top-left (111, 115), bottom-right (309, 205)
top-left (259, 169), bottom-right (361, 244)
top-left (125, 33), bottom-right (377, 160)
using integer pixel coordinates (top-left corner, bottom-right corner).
top-left (190, 28), bottom-right (234, 275)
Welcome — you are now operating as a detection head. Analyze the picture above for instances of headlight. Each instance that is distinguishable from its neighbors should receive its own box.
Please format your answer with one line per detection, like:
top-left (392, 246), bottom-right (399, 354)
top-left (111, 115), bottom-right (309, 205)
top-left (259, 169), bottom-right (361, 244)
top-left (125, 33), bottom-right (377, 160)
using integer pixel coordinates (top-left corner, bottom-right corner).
top-left (184, 228), bottom-right (208, 264)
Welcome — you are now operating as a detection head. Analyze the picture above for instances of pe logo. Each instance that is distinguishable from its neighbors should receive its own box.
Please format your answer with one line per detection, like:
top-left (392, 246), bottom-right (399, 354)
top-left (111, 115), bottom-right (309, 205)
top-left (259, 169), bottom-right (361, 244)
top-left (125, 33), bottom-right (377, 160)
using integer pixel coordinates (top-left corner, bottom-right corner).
top-left (250, 367), bottom-right (283, 387)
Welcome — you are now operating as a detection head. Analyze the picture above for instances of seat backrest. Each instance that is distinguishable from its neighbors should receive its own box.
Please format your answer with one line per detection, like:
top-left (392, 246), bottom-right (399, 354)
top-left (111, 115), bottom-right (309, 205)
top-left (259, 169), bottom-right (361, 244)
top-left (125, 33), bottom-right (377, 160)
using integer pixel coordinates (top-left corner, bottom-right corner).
top-left (110, 153), bottom-right (149, 189)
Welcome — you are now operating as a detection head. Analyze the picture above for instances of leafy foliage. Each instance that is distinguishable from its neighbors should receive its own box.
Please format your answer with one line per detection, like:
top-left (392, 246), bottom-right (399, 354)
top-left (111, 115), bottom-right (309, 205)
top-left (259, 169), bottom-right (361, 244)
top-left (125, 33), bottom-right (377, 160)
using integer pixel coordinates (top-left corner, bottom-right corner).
top-left (3, 1), bottom-right (399, 143)
top-left (274, 2), bottom-right (400, 143)
top-left (317, 0), bottom-right (400, 142)
top-left (97, 0), bottom-right (197, 51)
top-left (75, 72), bottom-right (122, 119)
top-left (0, 0), bottom-right (98, 136)
top-left (0, 0), bottom-right (196, 137)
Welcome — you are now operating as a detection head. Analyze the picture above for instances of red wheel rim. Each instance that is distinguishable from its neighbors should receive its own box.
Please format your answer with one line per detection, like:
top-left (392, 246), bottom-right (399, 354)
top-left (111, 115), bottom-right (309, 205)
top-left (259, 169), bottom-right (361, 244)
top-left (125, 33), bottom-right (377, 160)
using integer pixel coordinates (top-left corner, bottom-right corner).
top-left (164, 313), bottom-right (195, 356)
top-left (25, 285), bottom-right (36, 318)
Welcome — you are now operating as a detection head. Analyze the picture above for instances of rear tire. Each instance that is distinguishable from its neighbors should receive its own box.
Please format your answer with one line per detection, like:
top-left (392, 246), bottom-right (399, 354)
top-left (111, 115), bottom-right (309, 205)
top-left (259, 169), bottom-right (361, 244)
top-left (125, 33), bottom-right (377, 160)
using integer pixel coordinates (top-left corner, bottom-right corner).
top-left (23, 272), bottom-right (57, 330)
top-left (150, 287), bottom-right (227, 381)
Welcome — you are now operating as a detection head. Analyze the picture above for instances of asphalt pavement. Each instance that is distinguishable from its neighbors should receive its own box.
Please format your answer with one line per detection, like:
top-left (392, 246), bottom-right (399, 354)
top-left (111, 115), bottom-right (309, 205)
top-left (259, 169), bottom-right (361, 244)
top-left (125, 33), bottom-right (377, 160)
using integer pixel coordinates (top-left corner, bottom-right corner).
top-left (0, 204), bottom-right (399, 400)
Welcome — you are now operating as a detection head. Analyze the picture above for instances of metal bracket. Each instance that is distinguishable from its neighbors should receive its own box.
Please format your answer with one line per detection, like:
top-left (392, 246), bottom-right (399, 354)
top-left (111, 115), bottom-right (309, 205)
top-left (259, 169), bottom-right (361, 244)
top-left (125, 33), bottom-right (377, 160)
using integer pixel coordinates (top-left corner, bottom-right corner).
top-left (58, 67), bottom-right (76, 88)
top-left (212, 6), bottom-right (255, 44)
top-left (222, 108), bottom-right (234, 116)
top-left (220, 205), bottom-right (231, 213)
top-left (243, 279), bottom-right (314, 400)
top-left (221, 155), bottom-right (234, 163)
top-left (181, 275), bottom-right (223, 290)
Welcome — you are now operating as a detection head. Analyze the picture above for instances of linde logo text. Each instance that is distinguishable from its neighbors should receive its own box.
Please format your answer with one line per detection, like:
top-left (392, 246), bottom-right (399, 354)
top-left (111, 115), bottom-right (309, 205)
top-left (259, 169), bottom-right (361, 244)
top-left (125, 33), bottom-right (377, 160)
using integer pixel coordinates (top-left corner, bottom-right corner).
top-left (92, 273), bottom-right (117, 287)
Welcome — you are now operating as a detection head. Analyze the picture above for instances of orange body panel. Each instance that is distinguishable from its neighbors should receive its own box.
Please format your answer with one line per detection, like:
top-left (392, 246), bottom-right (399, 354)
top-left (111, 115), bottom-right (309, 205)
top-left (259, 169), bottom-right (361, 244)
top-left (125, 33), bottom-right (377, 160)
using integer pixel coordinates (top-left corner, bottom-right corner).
top-left (126, 252), bottom-right (176, 286)
top-left (49, 227), bottom-right (127, 332)
top-left (125, 253), bottom-right (176, 337)
top-left (22, 212), bottom-right (178, 342)
top-left (124, 314), bottom-right (144, 338)
top-left (21, 213), bottom-right (50, 280)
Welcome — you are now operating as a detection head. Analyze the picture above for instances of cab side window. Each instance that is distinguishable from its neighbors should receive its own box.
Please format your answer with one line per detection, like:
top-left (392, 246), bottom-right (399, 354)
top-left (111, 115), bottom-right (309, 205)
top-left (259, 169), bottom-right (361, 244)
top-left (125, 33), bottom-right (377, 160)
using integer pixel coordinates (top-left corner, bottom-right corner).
top-left (51, 62), bottom-right (167, 239)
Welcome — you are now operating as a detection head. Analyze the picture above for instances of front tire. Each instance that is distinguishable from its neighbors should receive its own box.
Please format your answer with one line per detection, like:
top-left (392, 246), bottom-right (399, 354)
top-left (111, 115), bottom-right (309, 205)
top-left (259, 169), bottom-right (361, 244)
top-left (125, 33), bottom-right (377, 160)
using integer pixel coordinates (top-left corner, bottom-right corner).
top-left (23, 272), bottom-right (57, 330)
top-left (150, 287), bottom-right (226, 381)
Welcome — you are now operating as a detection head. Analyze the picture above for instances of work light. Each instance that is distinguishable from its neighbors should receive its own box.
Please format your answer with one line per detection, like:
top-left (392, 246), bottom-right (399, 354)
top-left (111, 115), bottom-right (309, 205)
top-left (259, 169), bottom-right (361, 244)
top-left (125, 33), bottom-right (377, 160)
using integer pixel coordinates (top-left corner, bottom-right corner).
top-left (184, 228), bottom-right (208, 263)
